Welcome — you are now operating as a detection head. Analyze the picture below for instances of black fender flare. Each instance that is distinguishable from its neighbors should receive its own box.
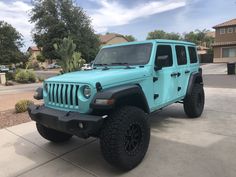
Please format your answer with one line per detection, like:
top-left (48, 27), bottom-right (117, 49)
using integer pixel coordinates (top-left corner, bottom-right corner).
top-left (186, 72), bottom-right (203, 96)
top-left (90, 85), bottom-right (150, 113)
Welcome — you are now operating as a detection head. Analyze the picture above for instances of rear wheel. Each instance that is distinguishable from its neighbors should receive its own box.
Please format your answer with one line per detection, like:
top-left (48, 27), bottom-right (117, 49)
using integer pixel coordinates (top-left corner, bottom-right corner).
top-left (184, 83), bottom-right (205, 118)
top-left (100, 106), bottom-right (150, 171)
top-left (36, 123), bottom-right (73, 142)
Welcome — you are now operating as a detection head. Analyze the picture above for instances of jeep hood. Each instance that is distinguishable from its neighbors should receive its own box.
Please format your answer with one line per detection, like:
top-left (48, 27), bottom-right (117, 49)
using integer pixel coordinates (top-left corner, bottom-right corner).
top-left (46, 67), bottom-right (151, 88)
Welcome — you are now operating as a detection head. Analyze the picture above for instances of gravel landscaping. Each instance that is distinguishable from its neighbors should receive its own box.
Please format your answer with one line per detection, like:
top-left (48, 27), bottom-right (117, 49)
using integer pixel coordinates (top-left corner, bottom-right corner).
top-left (0, 109), bottom-right (31, 129)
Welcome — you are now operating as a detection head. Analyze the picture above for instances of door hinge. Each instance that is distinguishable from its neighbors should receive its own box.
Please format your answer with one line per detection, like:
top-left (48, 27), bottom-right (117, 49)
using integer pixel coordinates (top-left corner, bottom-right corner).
top-left (154, 94), bottom-right (159, 99)
top-left (178, 87), bottom-right (181, 91)
top-left (153, 77), bottom-right (158, 82)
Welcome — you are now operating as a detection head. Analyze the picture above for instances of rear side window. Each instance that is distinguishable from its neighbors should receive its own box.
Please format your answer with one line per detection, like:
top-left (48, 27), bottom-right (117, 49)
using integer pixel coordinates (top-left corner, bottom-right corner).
top-left (188, 47), bottom-right (198, 63)
top-left (175, 46), bottom-right (187, 65)
top-left (155, 45), bottom-right (173, 67)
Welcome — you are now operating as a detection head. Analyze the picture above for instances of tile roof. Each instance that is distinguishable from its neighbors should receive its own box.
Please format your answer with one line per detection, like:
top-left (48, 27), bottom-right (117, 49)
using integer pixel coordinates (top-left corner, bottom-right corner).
top-left (213, 18), bottom-right (236, 28)
top-left (212, 41), bottom-right (236, 47)
top-left (99, 33), bottom-right (127, 43)
top-left (27, 46), bottom-right (40, 51)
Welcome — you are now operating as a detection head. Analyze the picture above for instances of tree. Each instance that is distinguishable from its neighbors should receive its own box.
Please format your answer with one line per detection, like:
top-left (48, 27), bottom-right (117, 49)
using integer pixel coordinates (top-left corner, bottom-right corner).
top-left (0, 21), bottom-right (25, 64)
top-left (124, 35), bottom-right (136, 42)
top-left (184, 29), bottom-right (214, 48)
top-left (36, 54), bottom-right (46, 63)
top-left (54, 37), bottom-right (85, 73)
top-left (146, 30), bottom-right (181, 40)
top-left (30, 0), bottom-right (100, 62)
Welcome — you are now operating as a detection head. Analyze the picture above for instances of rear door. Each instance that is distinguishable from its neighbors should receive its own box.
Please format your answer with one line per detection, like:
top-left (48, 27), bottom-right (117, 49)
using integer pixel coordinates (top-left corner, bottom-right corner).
top-left (174, 45), bottom-right (189, 98)
top-left (153, 44), bottom-right (178, 109)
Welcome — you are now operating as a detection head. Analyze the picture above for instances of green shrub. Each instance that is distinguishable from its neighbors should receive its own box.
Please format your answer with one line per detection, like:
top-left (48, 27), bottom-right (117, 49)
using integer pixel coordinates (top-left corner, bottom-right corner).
top-left (37, 76), bottom-right (45, 82)
top-left (6, 72), bottom-right (15, 81)
top-left (15, 100), bottom-right (34, 113)
top-left (15, 69), bottom-right (36, 83)
top-left (27, 70), bottom-right (36, 83)
top-left (15, 70), bottom-right (29, 83)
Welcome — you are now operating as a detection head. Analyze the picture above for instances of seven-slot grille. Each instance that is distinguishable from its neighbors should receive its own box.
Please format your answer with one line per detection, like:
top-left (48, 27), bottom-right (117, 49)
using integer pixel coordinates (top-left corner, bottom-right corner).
top-left (46, 83), bottom-right (80, 109)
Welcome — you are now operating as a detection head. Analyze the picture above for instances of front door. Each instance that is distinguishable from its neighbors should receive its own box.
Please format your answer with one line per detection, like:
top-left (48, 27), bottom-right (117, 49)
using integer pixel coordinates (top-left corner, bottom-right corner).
top-left (153, 44), bottom-right (178, 109)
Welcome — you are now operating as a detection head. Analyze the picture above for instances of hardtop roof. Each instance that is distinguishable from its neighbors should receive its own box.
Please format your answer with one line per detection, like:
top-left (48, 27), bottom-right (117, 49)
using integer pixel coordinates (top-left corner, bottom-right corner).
top-left (102, 39), bottom-right (196, 49)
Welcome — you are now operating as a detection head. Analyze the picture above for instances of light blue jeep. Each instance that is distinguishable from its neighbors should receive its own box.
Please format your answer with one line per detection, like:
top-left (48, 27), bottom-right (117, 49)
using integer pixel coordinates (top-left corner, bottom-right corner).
top-left (28, 39), bottom-right (204, 170)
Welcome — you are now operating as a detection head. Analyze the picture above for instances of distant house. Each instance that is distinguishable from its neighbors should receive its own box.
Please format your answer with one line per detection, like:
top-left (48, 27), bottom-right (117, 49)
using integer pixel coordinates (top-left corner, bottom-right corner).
top-left (212, 18), bottom-right (236, 62)
top-left (197, 46), bottom-right (209, 55)
top-left (99, 33), bottom-right (128, 46)
top-left (27, 46), bottom-right (41, 60)
top-left (206, 31), bottom-right (215, 38)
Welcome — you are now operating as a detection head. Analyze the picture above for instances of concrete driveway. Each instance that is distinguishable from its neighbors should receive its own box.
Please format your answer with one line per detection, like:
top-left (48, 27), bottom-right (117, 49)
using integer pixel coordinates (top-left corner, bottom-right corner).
top-left (1, 86), bottom-right (236, 177)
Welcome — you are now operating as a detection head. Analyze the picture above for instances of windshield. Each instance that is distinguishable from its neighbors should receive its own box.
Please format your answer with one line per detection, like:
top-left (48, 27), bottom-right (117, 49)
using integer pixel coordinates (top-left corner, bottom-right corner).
top-left (94, 43), bottom-right (152, 66)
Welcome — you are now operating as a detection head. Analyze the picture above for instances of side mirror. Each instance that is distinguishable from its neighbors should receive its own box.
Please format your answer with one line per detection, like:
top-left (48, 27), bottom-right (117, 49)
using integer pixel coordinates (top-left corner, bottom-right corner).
top-left (155, 55), bottom-right (168, 71)
top-left (154, 65), bottom-right (162, 71)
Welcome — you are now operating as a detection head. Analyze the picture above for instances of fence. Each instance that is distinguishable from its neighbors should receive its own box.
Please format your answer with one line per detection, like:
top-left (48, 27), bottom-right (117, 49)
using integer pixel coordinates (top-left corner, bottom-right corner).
top-left (199, 54), bottom-right (213, 63)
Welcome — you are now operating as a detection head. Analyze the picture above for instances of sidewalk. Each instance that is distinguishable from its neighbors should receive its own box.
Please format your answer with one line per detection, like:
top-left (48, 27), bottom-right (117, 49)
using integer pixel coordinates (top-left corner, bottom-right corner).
top-left (0, 87), bottom-right (236, 177)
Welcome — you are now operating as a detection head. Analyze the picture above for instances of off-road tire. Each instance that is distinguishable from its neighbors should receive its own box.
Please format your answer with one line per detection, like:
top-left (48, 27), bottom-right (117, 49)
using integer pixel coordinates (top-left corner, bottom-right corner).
top-left (36, 123), bottom-right (73, 142)
top-left (184, 83), bottom-right (205, 118)
top-left (100, 106), bottom-right (150, 171)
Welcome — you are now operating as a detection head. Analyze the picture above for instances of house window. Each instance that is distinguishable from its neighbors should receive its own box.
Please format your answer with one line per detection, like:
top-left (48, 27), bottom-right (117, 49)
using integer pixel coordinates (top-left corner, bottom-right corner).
top-left (222, 47), bottom-right (236, 58)
top-left (220, 28), bottom-right (225, 34)
top-left (228, 27), bottom-right (233, 33)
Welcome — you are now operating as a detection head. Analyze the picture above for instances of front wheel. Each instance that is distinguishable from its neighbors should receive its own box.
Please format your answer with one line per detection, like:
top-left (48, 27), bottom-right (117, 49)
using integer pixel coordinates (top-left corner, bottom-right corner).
top-left (184, 83), bottom-right (205, 118)
top-left (100, 106), bottom-right (150, 171)
top-left (36, 123), bottom-right (73, 143)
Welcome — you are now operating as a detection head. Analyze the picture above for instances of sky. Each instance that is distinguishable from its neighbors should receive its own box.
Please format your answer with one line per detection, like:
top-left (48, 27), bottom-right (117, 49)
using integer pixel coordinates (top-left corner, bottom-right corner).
top-left (0, 0), bottom-right (235, 51)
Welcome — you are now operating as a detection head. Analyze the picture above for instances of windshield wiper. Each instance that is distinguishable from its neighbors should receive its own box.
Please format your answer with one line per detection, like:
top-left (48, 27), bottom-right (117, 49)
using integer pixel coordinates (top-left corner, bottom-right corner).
top-left (111, 62), bottom-right (129, 65)
top-left (111, 62), bottom-right (135, 69)
top-left (93, 63), bottom-right (108, 66)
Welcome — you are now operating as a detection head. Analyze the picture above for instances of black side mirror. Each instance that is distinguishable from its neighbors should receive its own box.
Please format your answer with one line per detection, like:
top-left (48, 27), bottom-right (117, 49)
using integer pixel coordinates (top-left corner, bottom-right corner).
top-left (154, 65), bottom-right (162, 71)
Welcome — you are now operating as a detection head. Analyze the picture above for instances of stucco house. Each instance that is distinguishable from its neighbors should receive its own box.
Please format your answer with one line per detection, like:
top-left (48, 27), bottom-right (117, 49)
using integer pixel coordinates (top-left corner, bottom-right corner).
top-left (27, 46), bottom-right (41, 60)
top-left (99, 33), bottom-right (128, 46)
top-left (212, 18), bottom-right (236, 62)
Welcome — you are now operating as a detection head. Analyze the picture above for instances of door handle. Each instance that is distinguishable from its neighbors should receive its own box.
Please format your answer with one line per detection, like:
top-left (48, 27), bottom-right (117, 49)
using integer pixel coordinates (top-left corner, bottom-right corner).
top-left (171, 72), bottom-right (181, 77)
top-left (185, 70), bottom-right (190, 74)
top-left (171, 72), bottom-right (178, 77)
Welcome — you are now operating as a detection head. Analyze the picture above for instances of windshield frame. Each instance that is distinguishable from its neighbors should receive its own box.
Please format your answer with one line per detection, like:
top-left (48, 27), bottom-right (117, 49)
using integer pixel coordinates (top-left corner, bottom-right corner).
top-left (93, 42), bottom-right (153, 66)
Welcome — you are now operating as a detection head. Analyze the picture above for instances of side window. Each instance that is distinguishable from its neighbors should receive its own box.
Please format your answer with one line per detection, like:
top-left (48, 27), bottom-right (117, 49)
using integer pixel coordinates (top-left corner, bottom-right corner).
top-left (175, 45), bottom-right (187, 65)
top-left (188, 47), bottom-right (198, 63)
top-left (155, 45), bottom-right (173, 68)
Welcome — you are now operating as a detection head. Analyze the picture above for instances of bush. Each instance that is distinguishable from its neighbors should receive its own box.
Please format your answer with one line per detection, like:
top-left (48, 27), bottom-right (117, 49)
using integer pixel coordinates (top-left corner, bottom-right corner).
top-left (37, 76), bottom-right (45, 82)
top-left (6, 72), bottom-right (15, 81)
top-left (28, 70), bottom-right (36, 83)
top-left (15, 100), bottom-right (34, 113)
top-left (5, 81), bottom-right (14, 86)
top-left (15, 69), bottom-right (36, 83)
top-left (27, 60), bottom-right (40, 70)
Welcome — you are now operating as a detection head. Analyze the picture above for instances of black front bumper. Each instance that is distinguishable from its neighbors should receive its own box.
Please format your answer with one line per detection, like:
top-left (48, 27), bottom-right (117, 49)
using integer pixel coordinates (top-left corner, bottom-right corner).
top-left (28, 104), bottom-right (104, 138)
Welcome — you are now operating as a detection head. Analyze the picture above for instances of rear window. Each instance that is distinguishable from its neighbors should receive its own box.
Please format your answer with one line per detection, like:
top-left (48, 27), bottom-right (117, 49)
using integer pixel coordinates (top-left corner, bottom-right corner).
top-left (175, 46), bottom-right (187, 65)
top-left (188, 47), bottom-right (198, 63)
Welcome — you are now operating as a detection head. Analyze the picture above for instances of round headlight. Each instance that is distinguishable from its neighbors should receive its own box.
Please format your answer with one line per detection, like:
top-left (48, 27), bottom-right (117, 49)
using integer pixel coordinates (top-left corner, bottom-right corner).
top-left (83, 85), bottom-right (91, 98)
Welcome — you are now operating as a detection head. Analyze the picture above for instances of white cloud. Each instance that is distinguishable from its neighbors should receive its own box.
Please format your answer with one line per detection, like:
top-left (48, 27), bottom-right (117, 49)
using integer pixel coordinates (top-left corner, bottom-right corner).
top-left (0, 1), bottom-right (33, 51)
top-left (89, 0), bottom-right (187, 33)
top-left (0, 0), bottom-right (188, 51)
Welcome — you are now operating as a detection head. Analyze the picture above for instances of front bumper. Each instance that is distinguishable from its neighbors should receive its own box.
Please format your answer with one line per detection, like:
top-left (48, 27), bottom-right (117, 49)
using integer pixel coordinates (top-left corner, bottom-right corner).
top-left (28, 104), bottom-right (104, 138)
